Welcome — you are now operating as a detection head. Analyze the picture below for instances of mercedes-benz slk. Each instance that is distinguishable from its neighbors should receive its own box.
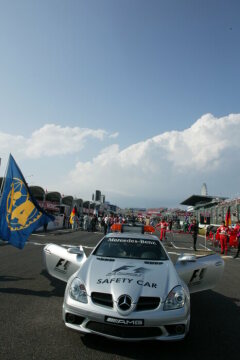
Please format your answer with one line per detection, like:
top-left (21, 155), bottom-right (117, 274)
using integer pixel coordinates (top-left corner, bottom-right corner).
top-left (43, 224), bottom-right (224, 341)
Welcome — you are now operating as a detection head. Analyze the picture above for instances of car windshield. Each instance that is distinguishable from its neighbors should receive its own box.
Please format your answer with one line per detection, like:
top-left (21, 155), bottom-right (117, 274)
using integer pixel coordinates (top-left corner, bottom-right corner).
top-left (93, 236), bottom-right (168, 261)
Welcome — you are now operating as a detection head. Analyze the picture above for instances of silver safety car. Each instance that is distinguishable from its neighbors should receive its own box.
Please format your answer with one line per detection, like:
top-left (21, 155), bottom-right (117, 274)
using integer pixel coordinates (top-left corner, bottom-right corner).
top-left (43, 224), bottom-right (224, 341)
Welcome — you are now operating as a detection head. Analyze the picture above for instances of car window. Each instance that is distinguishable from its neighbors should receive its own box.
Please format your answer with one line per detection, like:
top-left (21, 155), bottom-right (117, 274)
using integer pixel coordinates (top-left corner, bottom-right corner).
top-left (93, 237), bottom-right (168, 260)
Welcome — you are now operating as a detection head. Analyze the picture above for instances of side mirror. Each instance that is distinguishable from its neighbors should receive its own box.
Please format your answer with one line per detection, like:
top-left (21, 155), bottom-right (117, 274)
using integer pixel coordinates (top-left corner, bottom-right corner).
top-left (67, 246), bottom-right (84, 256)
top-left (177, 254), bottom-right (197, 263)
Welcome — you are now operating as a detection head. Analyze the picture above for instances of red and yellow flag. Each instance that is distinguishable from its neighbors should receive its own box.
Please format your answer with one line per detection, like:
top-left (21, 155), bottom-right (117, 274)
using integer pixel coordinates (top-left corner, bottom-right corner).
top-left (69, 207), bottom-right (76, 225)
top-left (225, 206), bottom-right (231, 227)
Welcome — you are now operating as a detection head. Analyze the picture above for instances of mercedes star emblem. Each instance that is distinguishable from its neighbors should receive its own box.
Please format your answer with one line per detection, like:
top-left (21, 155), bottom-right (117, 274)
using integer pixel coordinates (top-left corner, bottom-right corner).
top-left (117, 295), bottom-right (132, 311)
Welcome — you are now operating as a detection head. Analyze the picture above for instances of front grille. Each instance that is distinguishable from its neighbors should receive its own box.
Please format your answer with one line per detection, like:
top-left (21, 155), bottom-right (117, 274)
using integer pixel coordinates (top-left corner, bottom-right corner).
top-left (86, 321), bottom-right (162, 338)
top-left (91, 293), bottom-right (160, 311)
top-left (91, 292), bottom-right (113, 307)
top-left (136, 297), bottom-right (160, 311)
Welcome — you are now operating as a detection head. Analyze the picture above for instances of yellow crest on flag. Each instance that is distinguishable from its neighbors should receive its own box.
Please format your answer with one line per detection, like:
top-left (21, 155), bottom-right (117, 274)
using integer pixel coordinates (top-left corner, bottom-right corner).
top-left (6, 178), bottom-right (42, 231)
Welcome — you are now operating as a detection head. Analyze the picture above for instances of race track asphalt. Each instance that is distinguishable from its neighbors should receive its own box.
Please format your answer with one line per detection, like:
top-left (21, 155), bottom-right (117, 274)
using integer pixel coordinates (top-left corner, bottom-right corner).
top-left (0, 229), bottom-right (239, 360)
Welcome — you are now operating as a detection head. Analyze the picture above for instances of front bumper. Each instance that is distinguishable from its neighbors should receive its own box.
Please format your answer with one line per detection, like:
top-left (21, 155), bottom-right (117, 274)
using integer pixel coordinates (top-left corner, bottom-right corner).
top-left (62, 296), bottom-right (190, 341)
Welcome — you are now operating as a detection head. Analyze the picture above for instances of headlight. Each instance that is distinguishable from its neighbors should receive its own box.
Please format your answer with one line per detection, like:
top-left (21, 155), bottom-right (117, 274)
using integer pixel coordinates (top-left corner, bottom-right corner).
top-left (163, 285), bottom-right (185, 310)
top-left (69, 278), bottom-right (88, 303)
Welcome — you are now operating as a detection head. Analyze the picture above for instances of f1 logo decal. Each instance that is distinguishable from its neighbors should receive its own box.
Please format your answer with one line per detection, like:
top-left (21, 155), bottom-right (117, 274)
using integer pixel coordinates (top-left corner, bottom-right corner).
top-left (189, 268), bottom-right (206, 285)
top-left (112, 265), bottom-right (147, 274)
top-left (107, 265), bottom-right (149, 276)
top-left (55, 258), bottom-right (70, 273)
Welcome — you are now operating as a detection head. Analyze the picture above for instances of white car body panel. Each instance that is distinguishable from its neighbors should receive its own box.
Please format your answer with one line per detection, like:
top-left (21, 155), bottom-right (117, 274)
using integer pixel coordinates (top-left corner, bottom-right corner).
top-left (175, 253), bottom-right (224, 293)
top-left (43, 243), bottom-right (86, 282)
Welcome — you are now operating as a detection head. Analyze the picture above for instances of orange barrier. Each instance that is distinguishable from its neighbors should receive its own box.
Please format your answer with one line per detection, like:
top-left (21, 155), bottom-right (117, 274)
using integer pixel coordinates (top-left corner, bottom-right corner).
top-left (144, 225), bottom-right (155, 233)
top-left (111, 223), bottom-right (122, 232)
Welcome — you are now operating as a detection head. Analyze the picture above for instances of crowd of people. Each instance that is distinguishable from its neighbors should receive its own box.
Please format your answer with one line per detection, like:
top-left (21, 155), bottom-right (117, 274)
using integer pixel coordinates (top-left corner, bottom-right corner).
top-left (216, 220), bottom-right (240, 257)
top-left (174, 218), bottom-right (240, 256)
top-left (63, 211), bottom-right (240, 257)
top-left (64, 213), bottom-right (199, 250)
top-left (66, 213), bottom-right (177, 238)
top-left (64, 213), bottom-right (131, 233)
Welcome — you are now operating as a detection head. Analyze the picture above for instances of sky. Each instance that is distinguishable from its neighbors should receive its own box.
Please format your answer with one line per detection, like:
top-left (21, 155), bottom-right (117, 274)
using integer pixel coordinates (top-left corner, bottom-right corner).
top-left (0, 0), bottom-right (240, 208)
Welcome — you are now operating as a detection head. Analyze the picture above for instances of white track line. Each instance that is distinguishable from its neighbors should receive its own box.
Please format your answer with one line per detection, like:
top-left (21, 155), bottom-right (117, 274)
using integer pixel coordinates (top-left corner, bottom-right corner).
top-left (62, 244), bottom-right (94, 249)
top-left (168, 251), bottom-right (182, 255)
top-left (28, 242), bottom-right (44, 246)
top-left (199, 243), bottom-right (212, 251)
top-left (170, 241), bottom-right (194, 251)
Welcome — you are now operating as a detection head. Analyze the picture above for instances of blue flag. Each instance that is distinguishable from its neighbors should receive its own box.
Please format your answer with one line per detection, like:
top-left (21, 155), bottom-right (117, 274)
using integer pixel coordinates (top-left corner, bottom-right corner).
top-left (0, 154), bottom-right (54, 249)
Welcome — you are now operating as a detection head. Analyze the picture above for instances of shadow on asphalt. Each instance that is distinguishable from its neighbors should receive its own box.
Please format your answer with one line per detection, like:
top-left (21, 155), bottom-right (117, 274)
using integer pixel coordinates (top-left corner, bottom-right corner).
top-left (40, 269), bottom-right (66, 295)
top-left (0, 270), bottom-right (66, 298)
top-left (0, 275), bottom-right (34, 282)
top-left (80, 290), bottom-right (239, 360)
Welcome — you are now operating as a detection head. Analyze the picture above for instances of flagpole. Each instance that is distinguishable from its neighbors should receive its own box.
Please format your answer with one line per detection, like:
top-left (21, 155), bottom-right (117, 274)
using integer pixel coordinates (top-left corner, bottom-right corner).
top-left (205, 226), bottom-right (207, 250)
top-left (0, 154), bottom-right (10, 199)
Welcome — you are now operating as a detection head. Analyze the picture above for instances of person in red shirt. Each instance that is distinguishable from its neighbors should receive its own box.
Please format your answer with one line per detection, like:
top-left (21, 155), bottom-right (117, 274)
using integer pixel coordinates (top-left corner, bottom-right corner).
top-left (217, 221), bottom-right (229, 255)
top-left (234, 221), bottom-right (240, 234)
top-left (156, 219), bottom-right (168, 241)
top-left (233, 221), bottom-right (240, 258)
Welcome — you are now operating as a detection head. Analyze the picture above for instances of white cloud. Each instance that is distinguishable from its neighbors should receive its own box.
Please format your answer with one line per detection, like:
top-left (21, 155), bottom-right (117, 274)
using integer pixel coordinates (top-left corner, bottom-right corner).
top-left (0, 124), bottom-right (113, 158)
top-left (0, 115), bottom-right (239, 207)
top-left (65, 114), bottom-right (240, 205)
top-left (109, 132), bottom-right (119, 139)
top-left (26, 124), bottom-right (108, 158)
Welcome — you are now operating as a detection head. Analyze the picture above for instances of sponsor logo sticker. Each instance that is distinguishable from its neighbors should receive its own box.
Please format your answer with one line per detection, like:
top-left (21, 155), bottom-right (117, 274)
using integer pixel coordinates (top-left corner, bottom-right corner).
top-left (105, 316), bottom-right (144, 326)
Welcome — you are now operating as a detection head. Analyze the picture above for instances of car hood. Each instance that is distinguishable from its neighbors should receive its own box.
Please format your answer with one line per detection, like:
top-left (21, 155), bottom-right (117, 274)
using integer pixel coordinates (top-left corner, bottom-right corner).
top-left (77, 256), bottom-right (180, 302)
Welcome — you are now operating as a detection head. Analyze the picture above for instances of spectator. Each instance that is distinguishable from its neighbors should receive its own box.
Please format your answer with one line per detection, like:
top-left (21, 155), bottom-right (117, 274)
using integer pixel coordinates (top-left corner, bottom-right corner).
top-left (97, 215), bottom-right (102, 231)
top-left (150, 218), bottom-right (154, 226)
top-left (233, 221), bottom-right (240, 258)
top-left (71, 214), bottom-right (78, 230)
top-left (100, 216), bottom-right (105, 232)
top-left (91, 215), bottom-right (97, 232)
top-left (83, 214), bottom-right (89, 231)
top-left (217, 221), bottom-right (229, 255)
top-left (63, 214), bottom-right (66, 228)
top-left (191, 218), bottom-right (198, 251)
top-left (104, 215), bottom-right (109, 235)
top-left (156, 219), bottom-right (168, 241)
top-left (108, 215), bottom-right (114, 233)
top-left (67, 216), bottom-right (71, 228)
top-left (183, 221), bottom-right (188, 232)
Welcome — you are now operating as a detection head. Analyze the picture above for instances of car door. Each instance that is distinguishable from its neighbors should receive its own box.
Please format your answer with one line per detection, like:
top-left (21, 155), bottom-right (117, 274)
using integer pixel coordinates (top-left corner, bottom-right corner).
top-left (43, 243), bottom-right (87, 282)
top-left (175, 253), bottom-right (224, 293)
